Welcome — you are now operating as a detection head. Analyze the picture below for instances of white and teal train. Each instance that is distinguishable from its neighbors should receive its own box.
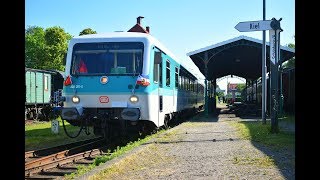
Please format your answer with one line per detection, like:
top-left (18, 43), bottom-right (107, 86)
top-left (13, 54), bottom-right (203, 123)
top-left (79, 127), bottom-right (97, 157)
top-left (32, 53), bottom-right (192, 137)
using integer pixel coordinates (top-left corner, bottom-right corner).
top-left (60, 32), bottom-right (204, 137)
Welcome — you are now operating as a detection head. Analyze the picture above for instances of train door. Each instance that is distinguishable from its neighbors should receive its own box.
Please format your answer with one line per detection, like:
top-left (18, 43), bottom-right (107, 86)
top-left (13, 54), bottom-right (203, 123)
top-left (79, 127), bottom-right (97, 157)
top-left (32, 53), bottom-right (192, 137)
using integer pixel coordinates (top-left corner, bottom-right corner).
top-left (25, 71), bottom-right (33, 104)
top-left (174, 67), bottom-right (178, 112)
top-left (165, 58), bottom-right (174, 114)
top-left (153, 49), bottom-right (165, 127)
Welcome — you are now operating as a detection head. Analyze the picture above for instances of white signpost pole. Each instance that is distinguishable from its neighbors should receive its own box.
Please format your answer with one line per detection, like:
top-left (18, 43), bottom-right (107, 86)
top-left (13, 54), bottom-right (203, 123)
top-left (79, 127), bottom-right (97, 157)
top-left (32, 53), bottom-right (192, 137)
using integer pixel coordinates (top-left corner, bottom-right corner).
top-left (235, 19), bottom-right (272, 125)
top-left (262, 0), bottom-right (267, 124)
top-left (235, 18), bottom-right (282, 132)
top-left (269, 28), bottom-right (281, 133)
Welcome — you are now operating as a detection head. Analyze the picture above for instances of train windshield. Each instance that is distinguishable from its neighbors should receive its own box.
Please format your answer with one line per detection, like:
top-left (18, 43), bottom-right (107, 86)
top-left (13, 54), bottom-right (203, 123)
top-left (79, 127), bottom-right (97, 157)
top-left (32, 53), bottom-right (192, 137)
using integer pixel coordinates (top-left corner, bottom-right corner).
top-left (71, 42), bottom-right (144, 76)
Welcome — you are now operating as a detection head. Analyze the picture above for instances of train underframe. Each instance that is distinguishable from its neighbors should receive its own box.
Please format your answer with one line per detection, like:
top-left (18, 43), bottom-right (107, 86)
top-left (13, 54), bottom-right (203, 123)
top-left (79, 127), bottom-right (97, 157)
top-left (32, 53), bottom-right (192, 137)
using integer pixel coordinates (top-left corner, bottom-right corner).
top-left (63, 106), bottom-right (203, 139)
top-left (25, 104), bottom-right (53, 121)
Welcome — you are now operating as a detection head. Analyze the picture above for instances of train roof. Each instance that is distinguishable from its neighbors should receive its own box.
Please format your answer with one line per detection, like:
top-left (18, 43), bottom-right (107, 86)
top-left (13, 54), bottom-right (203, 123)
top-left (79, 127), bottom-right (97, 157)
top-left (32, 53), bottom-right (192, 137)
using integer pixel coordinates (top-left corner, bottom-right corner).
top-left (25, 68), bottom-right (65, 78)
top-left (25, 68), bottom-right (58, 74)
top-left (70, 32), bottom-right (180, 63)
top-left (70, 32), bottom-right (203, 80)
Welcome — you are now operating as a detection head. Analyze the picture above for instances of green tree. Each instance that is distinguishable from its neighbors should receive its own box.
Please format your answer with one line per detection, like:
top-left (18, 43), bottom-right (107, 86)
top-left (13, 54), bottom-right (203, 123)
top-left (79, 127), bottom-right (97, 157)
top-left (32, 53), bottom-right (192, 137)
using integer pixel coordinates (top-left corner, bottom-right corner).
top-left (283, 35), bottom-right (295, 68)
top-left (236, 83), bottom-right (246, 92)
top-left (25, 26), bottom-right (46, 68)
top-left (44, 26), bottom-right (72, 71)
top-left (79, 28), bottom-right (97, 36)
top-left (216, 91), bottom-right (224, 99)
top-left (25, 26), bottom-right (72, 71)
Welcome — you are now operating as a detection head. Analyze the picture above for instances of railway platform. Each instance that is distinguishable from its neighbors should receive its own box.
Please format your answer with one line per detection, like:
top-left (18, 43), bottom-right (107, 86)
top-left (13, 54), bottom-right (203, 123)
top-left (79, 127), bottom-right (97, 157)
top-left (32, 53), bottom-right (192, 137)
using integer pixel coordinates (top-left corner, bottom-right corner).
top-left (77, 103), bottom-right (295, 179)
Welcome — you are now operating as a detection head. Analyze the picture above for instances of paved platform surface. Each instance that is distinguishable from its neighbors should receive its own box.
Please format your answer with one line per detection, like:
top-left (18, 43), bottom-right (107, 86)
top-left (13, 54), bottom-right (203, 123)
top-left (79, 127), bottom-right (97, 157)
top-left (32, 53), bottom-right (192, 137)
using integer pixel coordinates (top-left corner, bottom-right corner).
top-left (77, 104), bottom-right (295, 180)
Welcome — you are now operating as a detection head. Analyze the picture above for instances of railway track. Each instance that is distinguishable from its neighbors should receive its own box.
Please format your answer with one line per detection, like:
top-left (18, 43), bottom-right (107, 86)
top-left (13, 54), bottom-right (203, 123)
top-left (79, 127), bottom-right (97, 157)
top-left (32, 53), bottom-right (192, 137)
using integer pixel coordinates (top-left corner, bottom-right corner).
top-left (25, 137), bottom-right (107, 179)
top-left (25, 137), bottom-right (103, 162)
top-left (25, 134), bottom-right (145, 179)
top-left (24, 113), bottom-right (192, 179)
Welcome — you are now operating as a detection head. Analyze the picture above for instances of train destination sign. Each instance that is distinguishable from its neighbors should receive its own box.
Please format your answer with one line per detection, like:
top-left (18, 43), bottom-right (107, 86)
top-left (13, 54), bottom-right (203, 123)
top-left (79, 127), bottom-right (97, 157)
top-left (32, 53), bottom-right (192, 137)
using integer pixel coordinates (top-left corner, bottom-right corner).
top-left (235, 20), bottom-right (272, 32)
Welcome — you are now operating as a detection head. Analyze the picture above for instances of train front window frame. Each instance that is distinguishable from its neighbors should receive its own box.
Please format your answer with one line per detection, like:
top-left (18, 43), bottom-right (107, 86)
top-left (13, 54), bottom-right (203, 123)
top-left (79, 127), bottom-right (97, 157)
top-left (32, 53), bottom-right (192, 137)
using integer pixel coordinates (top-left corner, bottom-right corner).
top-left (70, 42), bottom-right (144, 76)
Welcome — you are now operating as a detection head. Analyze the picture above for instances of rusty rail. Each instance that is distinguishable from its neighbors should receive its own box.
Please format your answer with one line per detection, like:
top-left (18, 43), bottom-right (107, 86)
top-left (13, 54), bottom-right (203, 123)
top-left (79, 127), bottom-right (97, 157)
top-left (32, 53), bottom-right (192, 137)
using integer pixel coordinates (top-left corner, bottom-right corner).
top-left (25, 137), bottom-right (103, 160)
top-left (25, 137), bottom-right (107, 177)
top-left (25, 148), bottom-right (106, 176)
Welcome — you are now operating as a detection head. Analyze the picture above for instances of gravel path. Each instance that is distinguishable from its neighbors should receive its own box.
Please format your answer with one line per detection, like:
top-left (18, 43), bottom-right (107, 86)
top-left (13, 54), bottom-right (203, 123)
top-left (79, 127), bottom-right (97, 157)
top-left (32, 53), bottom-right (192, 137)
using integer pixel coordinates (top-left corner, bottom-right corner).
top-left (78, 106), bottom-right (295, 180)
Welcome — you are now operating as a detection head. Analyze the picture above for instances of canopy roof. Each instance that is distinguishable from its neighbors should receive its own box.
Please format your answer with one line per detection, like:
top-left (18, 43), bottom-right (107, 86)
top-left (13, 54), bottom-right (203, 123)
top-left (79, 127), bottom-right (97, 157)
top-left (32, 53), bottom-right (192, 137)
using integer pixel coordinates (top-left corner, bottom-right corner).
top-left (187, 35), bottom-right (295, 80)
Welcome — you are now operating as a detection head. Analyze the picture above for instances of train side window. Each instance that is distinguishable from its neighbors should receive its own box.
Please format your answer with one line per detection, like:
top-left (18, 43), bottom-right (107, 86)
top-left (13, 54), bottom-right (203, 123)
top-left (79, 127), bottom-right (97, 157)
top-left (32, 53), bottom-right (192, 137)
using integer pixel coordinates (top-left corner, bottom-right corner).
top-left (179, 74), bottom-right (182, 89)
top-left (159, 60), bottom-right (163, 88)
top-left (166, 60), bottom-right (170, 87)
top-left (175, 67), bottom-right (178, 88)
top-left (44, 75), bottom-right (49, 91)
top-left (154, 48), bottom-right (163, 88)
top-left (181, 76), bottom-right (184, 90)
top-left (159, 95), bottom-right (163, 112)
top-left (154, 63), bottom-right (159, 83)
top-left (153, 51), bottom-right (161, 83)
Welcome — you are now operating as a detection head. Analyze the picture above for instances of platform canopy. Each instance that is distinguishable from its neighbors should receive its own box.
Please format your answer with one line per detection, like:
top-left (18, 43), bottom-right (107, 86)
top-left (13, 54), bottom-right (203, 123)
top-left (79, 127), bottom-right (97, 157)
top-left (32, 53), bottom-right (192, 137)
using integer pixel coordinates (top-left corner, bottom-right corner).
top-left (186, 35), bottom-right (295, 81)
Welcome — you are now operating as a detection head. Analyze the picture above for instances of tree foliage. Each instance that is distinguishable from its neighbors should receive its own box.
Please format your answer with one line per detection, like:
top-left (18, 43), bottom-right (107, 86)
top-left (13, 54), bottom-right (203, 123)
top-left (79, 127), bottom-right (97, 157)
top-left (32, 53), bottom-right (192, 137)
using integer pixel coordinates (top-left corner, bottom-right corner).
top-left (25, 26), bottom-right (46, 69)
top-left (236, 83), bottom-right (246, 94)
top-left (25, 26), bottom-right (72, 71)
top-left (282, 35), bottom-right (295, 68)
top-left (79, 28), bottom-right (97, 36)
top-left (216, 91), bottom-right (224, 99)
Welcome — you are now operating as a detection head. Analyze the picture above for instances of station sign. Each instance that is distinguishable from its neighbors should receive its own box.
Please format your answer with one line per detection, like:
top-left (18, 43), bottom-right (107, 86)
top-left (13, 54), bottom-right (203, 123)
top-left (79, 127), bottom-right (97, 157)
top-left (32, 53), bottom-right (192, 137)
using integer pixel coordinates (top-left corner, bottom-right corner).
top-left (235, 20), bottom-right (272, 32)
top-left (269, 30), bottom-right (276, 65)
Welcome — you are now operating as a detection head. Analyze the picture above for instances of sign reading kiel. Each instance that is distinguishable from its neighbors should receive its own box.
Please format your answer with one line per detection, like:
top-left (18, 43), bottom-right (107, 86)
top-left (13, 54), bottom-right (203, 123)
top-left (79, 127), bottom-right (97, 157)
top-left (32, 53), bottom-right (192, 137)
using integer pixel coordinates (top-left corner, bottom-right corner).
top-left (235, 20), bottom-right (272, 32)
top-left (235, 17), bottom-right (283, 133)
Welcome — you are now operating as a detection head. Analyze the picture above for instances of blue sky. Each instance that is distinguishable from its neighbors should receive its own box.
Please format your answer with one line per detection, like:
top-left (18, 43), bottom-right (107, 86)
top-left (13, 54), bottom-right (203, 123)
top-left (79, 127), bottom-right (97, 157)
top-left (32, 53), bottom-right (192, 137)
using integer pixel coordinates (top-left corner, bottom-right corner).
top-left (25, 0), bottom-right (295, 91)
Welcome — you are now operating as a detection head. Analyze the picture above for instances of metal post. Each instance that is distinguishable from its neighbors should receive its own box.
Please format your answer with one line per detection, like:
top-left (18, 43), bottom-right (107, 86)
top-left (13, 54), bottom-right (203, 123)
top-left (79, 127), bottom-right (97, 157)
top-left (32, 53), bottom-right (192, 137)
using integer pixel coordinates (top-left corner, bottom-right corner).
top-left (250, 80), bottom-right (252, 102)
top-left (272, 30), bottom-right (280, 133)
top-left (279, 52), bottom-right (284, 118)
top-left (213, 78), bottom-right (217, 111)
top-left (245, 79), bottom-right (248, 102)
top-left (277, 32), bottom-right (282, 115)
top-left (204, 52), bottom-right (209, 117)
top-left (269, 20), bottom-right (281, 133)
top-left (256, 79), bottom-right (258, 102)
top-left (262, 0), bottom-right (267, 124)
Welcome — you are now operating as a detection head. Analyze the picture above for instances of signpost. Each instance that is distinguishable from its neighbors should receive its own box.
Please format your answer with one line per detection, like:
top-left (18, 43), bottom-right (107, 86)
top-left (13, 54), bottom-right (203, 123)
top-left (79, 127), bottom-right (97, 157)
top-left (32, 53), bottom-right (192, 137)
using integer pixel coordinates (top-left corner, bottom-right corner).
top-left (269, 18), bottom-right (282, 133)
top-left (262, 0), bottom-right (266, 125)
top-left (235, 18), bottom-right (282, 133)
top-left (235, 20), bottom-right (272, 32)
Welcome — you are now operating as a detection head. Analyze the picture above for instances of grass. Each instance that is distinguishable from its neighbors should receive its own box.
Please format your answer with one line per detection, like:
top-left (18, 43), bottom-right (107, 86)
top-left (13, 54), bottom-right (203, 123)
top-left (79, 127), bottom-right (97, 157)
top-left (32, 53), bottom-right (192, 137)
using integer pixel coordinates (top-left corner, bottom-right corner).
top-left (25, 118), bottom-right (96, 151)
top-left (229, 120), bottom-right (295, 150)
top-left (64, 129), bottom-right (166, 179)
top-left (278, 114), bottom-right (295, 123)
top-left (156, 129), bottom-right (180, 142)
top-left (181, 121), bottom-right (206, 127)
top-left (89, 144), bottom-right (174, 180)
top-left (232, 155), bottom-right (275, 167)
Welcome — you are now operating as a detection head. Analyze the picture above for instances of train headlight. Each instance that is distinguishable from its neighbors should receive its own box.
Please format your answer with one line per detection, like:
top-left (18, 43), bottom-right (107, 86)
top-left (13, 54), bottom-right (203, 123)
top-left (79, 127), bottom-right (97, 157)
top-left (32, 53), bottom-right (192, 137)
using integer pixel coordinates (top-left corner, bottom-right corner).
top-left (129, 95), bottom-right (139, 103)
top-left (72, 96), bottom-right (80, 104)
